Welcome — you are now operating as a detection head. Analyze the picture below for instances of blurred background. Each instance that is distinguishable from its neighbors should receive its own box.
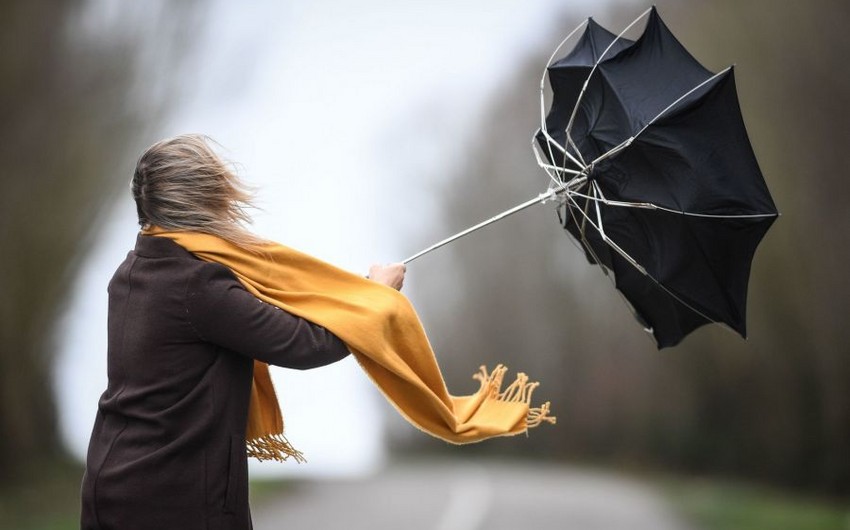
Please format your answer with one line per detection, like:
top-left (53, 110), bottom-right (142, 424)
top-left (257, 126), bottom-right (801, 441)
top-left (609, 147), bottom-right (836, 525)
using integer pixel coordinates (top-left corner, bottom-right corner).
top-left (1, 0), bottom-right (848, 528)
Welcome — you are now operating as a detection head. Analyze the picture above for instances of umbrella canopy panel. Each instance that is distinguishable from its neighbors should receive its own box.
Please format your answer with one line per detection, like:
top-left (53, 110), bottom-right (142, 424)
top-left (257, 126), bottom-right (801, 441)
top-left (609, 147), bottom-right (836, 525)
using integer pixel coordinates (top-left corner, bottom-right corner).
top-left (536, 18), bottom-right (634, 169)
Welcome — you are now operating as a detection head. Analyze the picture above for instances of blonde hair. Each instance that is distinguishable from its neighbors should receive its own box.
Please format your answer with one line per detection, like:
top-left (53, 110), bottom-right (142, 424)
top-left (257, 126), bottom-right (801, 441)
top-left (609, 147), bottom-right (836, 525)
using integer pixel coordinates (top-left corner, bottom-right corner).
top-left (131, 134), bottom-right (265, 248)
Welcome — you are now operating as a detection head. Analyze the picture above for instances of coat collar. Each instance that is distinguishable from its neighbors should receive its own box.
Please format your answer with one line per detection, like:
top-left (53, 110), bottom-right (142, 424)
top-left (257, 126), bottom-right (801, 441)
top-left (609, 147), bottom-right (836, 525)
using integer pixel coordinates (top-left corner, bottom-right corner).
top-left (133, 233), bottom-right (197, 260)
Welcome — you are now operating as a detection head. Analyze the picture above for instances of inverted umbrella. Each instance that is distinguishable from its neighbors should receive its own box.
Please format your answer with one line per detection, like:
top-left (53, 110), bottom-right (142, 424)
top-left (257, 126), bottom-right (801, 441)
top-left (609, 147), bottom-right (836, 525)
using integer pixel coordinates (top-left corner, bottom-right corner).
top-left (405, 7), bottom-right (778, 348)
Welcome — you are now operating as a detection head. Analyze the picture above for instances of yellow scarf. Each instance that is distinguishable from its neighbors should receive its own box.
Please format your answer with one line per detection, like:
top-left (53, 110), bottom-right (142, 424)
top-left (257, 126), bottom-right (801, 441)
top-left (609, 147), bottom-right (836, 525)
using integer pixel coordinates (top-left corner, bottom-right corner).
top-left (146, 228), bottom-right (555, 461)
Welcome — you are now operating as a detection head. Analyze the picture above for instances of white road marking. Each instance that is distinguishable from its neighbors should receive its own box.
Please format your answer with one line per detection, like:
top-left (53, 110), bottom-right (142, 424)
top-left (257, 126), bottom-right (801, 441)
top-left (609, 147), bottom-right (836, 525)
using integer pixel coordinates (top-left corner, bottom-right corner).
top-left (433, 464), bottom-right (493, 530)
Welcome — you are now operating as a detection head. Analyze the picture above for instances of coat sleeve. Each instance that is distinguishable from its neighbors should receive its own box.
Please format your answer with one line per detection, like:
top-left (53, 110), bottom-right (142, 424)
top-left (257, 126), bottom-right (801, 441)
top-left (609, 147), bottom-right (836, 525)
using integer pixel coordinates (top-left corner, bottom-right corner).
top-left (185, 261), bottom-right (350, 369)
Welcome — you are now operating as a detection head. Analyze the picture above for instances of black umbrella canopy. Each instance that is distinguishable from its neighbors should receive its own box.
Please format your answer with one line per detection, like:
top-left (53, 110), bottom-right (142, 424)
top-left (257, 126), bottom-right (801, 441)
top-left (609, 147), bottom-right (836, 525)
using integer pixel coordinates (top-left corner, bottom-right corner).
top-left (539, 7), bottom-right (778, 348)
top-left (535, 18), bottom-right (634, 169)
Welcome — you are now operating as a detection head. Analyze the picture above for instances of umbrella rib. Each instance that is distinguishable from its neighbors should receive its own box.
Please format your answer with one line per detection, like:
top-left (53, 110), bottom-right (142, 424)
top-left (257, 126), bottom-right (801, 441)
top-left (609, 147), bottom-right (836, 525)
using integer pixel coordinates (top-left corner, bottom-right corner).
top-left (532, 141), bottom-right (569, 188)
top-left (538, 19), bottom-right (591, 174)
top-left (592, 182), bottom-right (607, 241)
top-left (540, 19), bottom-right (590, 75)
top-left (567, 189), bottom-right (777, 218)
top-left (563, 7), bottom-right (654, 148)
top-left (567, 136), bottom-right (587, 167)
top-left (539, 128), bottom-right (586, 171)
top-left (578, 186), bottom-right (592, 240)
top-left (532, 141), bottom-right (582, 177)
top-left (646, 275), bottom-right (720, 329)
top-left (649, 205), bottom-right (778, 219)
top-left (532, 142), bottom-right (587, 206)
top-left (565, 194), bottom-right (611, 280)
top-left (536, 161), bottom-right (584, 176)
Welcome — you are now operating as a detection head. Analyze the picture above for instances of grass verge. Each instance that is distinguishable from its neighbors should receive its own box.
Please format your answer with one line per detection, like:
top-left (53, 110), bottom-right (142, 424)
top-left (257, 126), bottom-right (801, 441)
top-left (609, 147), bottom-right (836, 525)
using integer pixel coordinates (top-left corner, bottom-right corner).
top-left (665, 478), bottom-right (849, 530)
top-left (0, 457), bottom-right (84, 530)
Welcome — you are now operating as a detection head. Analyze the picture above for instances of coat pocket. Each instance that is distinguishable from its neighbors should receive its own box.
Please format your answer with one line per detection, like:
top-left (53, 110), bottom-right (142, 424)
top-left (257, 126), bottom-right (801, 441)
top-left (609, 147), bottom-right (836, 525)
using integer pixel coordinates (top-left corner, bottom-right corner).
top-left (223, 435), bottom-right (243, 513)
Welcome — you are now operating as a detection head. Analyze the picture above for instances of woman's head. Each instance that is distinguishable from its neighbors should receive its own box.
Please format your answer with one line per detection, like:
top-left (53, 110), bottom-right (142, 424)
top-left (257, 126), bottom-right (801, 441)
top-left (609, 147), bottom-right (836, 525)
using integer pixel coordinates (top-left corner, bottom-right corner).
top-left (132, 134), bottom-right (263, 247)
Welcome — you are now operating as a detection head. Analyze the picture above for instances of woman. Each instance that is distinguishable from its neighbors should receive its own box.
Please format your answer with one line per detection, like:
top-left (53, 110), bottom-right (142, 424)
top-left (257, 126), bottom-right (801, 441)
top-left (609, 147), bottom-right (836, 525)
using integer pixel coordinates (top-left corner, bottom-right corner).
top-left (80, 134), bottom-right (405, 530)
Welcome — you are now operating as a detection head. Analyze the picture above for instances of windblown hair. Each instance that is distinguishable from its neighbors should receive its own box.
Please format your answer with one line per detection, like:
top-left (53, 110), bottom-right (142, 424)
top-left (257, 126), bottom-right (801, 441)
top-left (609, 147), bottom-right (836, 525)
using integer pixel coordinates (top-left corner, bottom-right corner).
top-left (131, 134), bottom-right (265, 249)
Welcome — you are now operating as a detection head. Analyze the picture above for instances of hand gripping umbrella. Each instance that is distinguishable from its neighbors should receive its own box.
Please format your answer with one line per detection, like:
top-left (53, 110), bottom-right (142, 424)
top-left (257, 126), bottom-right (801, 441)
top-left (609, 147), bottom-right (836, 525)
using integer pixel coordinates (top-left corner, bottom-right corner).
top-left (404, 7), bottom-right (778, 348)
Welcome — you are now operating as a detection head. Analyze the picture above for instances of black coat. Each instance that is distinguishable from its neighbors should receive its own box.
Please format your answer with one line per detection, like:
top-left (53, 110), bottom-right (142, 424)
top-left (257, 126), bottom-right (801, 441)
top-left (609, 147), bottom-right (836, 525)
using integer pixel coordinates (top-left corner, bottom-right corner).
top-left (80, 234), bottom-right (350, 530)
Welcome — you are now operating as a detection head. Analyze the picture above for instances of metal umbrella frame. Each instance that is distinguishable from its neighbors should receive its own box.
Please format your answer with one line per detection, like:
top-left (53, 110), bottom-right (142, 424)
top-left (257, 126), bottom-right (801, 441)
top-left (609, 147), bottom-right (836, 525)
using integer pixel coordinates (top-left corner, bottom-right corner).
top-left (403, 7), bottom-right (778, 347)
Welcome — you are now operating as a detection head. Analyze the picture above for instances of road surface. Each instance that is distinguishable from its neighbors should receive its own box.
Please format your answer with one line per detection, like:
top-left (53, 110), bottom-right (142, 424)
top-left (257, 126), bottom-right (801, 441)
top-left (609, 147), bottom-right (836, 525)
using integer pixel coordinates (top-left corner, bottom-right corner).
top-left (252, 459), bottom-right (693, 530)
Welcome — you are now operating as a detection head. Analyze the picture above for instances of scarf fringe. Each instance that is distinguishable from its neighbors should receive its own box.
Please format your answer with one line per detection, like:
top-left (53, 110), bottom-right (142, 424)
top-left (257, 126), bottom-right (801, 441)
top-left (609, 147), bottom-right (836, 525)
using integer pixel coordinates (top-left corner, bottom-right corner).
top-left (246, 433), bottom-right (307, 463)
top-left (474, 365), bottom-right (557, 429)
top-left (527, 401), bottom-right (556, 428)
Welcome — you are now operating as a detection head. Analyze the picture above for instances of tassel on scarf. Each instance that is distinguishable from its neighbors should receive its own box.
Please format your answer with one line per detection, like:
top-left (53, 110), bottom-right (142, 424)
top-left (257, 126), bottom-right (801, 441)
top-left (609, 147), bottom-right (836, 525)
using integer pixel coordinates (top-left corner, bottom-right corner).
top-left (473, 365), bottom-right (557, 430)
top-left (246, 433), bottom-right (306, 463)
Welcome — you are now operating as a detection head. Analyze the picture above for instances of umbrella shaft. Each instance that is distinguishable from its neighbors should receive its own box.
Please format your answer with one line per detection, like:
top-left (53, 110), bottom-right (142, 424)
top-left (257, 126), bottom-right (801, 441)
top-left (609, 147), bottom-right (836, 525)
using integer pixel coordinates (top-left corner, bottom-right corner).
top-left (402, 179), bottom-right (582, 264)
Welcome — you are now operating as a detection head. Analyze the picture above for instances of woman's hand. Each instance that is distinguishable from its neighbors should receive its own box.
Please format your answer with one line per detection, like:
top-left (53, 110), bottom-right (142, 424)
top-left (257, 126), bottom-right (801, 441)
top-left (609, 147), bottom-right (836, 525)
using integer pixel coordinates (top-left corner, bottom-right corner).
top-left (368, 263), bottom-right (406, 291)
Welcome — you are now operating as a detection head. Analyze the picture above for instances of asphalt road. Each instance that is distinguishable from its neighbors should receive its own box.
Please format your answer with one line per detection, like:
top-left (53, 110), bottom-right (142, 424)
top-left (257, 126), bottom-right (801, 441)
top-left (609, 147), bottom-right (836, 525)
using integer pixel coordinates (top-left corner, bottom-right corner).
top-left (252, 459), bottom-right (693, 530)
